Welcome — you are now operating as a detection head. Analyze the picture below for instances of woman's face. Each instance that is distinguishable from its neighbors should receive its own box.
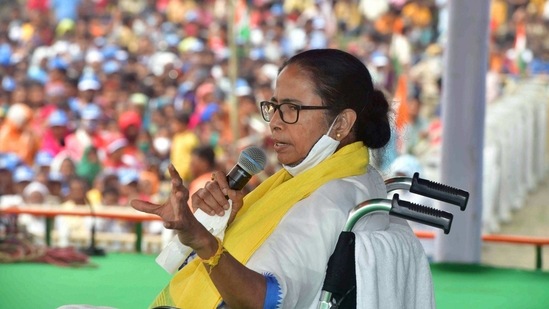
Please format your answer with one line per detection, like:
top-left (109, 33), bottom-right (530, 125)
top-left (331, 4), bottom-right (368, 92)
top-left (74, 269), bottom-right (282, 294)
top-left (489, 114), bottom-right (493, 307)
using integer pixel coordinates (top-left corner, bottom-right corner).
top-left (269, 64), bottom-right (329, 166)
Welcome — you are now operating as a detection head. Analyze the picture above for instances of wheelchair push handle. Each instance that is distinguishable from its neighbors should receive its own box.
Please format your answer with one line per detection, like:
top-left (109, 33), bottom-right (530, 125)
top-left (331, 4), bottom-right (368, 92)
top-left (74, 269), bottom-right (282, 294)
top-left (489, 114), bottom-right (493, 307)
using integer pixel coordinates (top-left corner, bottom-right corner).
top-left (389, 193), bottom-right (453, 234)
top-left (409, 172), bottom-right (469, 211)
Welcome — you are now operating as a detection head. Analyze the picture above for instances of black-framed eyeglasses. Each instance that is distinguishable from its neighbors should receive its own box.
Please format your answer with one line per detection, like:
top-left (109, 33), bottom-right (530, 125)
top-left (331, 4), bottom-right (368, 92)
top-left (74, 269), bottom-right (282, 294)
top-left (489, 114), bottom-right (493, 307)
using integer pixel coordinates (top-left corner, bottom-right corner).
top-left (259, 101), bottom-right (332, 124)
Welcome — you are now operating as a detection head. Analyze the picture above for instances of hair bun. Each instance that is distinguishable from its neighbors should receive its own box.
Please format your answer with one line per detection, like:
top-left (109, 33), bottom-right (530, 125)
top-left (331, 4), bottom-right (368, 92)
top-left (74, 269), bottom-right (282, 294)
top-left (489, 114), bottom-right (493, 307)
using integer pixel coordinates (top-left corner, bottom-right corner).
top-left (359, 89), bottom-right (391, 149)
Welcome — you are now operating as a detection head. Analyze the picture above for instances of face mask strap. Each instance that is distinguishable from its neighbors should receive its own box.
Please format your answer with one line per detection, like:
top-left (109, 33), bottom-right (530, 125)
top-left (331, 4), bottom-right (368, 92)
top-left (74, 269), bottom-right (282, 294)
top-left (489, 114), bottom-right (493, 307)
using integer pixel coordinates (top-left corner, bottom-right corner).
top-left (326, 114), bottom-right (339, 137)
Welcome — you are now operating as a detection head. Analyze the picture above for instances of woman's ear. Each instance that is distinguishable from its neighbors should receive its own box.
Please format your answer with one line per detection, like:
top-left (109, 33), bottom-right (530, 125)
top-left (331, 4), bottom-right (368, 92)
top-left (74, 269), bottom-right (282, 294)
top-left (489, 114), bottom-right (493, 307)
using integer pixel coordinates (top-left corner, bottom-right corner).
top-left (334, 108), bottom-right (357, 140)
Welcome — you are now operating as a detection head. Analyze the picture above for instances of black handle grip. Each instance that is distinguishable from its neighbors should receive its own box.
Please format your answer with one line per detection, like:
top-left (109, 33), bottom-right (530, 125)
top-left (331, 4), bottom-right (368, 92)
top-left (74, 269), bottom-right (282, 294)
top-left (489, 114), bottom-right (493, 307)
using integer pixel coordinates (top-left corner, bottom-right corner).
top-left (390, 194), bottom-right (453, 234)
top-left (409, 172), bottom-right (469, 211)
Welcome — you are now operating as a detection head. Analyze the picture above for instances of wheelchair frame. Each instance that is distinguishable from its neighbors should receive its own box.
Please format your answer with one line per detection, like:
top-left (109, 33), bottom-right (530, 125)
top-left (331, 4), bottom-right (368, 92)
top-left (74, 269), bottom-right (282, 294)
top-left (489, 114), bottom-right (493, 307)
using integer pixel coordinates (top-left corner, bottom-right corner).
top-left (318, 173), bottom-right (469, 309)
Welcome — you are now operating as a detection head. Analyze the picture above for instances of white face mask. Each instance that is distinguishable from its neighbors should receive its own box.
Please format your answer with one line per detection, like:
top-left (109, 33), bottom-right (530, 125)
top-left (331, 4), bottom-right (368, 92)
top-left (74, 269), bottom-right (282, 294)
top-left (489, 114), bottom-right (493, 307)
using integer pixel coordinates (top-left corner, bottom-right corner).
top-left (283, 116), bottom-right (340, 176)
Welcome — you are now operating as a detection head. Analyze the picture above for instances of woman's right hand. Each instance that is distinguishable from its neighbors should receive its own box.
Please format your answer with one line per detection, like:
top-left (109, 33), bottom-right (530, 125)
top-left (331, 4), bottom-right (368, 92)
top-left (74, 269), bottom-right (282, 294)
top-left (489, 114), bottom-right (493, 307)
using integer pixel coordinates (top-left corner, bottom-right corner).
top-left (131, 164), bottom-right (217, 251)
top-left (131, 164), bottom-right (191, 230)
top-left (192, 170), bottom-right (245, 225)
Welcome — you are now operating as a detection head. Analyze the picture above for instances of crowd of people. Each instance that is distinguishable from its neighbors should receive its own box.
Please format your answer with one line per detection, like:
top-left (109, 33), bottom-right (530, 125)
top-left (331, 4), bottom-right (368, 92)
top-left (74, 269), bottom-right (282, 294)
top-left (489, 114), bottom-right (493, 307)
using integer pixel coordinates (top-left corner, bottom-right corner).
top-left (1, 0), bottom-right (548, 246)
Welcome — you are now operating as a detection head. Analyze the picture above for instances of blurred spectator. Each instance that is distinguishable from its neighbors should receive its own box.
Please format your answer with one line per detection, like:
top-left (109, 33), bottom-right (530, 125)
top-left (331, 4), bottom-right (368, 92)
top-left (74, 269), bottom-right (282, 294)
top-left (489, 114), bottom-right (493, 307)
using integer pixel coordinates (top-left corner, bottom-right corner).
top-left (139, 166), bottom-right (161, 203)
top-left (41, 109), bottom-right (71, 157)
top-left (22, 181), bottom-right (50, 205)
top-left (27, 81), bottom-right (52, 131)
top-left (86, 171), bottom-right (121, 206)
top-left (0, 157), bottom-right (16, 199)
top-left (117, 110), bottom-right (147, 170)
top-left (34, 150), bottom-right (54, 179)
top-left (12, 165), bottom-right (35, 196)
top-left (128, 92), bottom-right (151, 131)
top-left (58, 156), bottom-right (76, 182)
top-left (400, 91), bottom-right (429, 156)
top-left (0, 164), bottom-right (34, 208)
top-left (369, 50), bottom-right (393, 91)
top-left (188, 144), bottom-right (217, 198)
top-left (101, 186), bottom-right (121, 206)
top-left (401, 0), bottom-right (435, 47)
top-left (64, 104), bottom-right (106, 162)
top-left (169, 112), bottom-right (199, 183)
top-left (150, 125), bottom-right (172, 174)
top-left (0, 103), bottom-right (40, 166)
top-left (76, 146), bottom-right (102, 187)
top-left (118, 168), bottom-right (148, 206)
top-left (49, 0), bottom-right (82, 23)
top-left (49, 154), bottom-right (76, 197)
top-left (103, 138), bottom-right (130, 170)
top-left (46, 171), bottom-right (64, 203)
top-left (409, 43), bottom-right (443, 120)
top-left (334, 0), bottom-right (364, 37)
top-left (18, 181), bottom-right (50, 241)
top-left (56, 176), bottom-right (91, 247)
top-left (70, 75), bottom-right (101, 117)
top-left (0, 154), bottom-right (17, 196)
top-left (189, 82), bottom-right (218, 129)
top-left (236, 93), bottom-right (268, 149)
top-left (195, 102), bottom-right (222, 147)
top-left (95, 185), bottom-right (135, 252)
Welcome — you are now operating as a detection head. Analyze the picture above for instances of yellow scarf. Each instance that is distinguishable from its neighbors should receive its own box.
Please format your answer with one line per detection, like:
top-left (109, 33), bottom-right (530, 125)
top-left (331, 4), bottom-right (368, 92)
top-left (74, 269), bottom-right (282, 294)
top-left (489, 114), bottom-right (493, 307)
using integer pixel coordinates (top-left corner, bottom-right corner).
top-left (151, 142), bottom-right (369, 308)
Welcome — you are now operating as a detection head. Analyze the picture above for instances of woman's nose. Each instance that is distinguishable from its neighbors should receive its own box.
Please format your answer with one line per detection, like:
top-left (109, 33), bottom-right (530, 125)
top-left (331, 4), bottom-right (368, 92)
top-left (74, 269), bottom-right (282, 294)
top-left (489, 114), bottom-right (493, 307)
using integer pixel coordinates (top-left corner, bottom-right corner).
top-left (269, 108), bottom-right (284, 126)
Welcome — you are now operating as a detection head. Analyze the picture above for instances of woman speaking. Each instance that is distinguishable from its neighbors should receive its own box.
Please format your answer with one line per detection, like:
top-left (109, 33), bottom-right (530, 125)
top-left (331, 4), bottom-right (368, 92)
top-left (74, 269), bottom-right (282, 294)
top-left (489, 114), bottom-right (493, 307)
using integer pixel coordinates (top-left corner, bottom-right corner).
top-left (131, 49), bottom-right (426, 308)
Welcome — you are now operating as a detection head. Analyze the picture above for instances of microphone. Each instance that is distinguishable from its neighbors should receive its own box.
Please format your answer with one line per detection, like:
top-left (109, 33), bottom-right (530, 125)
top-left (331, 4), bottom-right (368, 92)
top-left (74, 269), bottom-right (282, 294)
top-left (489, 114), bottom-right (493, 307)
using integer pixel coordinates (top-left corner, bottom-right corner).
top-left (226, 146), bottom-right (267, 190)
top-left (156, 146), bottom-right (267, 274)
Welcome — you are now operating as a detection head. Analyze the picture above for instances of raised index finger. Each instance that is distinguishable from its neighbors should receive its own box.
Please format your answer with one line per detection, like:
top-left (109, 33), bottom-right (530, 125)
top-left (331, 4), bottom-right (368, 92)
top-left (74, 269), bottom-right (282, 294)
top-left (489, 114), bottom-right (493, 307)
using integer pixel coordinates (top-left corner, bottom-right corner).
top-left (130, 199), bottom-right (163, 216)
top-left (168, 164), bottom-right (184, 190)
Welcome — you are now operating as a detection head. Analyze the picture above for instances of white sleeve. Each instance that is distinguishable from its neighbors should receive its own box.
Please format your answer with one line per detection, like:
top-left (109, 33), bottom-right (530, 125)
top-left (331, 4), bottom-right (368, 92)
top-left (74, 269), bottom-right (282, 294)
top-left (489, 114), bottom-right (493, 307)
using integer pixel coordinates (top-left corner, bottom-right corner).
top-left (246, 167), bottom-right (387, 309)
top-left (155, 204), bottom-right (233, 274)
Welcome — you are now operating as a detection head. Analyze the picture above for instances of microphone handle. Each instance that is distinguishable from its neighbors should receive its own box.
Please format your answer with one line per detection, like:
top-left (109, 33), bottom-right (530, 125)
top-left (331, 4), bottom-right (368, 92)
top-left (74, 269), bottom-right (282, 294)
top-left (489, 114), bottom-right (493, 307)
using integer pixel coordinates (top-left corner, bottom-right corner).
top-left (226, 164), bottom-right (252, 190)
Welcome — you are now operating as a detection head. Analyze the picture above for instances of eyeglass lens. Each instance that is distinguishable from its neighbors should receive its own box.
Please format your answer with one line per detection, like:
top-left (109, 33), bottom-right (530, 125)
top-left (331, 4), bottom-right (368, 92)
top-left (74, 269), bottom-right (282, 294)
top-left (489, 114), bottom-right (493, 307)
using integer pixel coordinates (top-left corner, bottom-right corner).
top-left (261, 102), bottom-right (300, 124)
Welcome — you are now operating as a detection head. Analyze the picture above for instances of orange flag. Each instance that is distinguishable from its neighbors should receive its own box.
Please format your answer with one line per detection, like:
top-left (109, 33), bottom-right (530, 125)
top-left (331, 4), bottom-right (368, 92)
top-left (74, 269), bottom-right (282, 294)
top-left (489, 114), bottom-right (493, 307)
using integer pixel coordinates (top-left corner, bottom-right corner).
top-left (394, 74), bottom-right (410, 131)
top-left (394, 73), bottom-right (410, 154)
top-left (511, 21), bottom-right (527, 75)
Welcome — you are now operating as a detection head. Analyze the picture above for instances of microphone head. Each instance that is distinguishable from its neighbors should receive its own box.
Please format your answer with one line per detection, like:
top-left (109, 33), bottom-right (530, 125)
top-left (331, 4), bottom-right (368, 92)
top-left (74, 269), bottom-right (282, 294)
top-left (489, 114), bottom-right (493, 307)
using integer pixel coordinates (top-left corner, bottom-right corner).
top-left (238, 146), bottom-right (267, 175)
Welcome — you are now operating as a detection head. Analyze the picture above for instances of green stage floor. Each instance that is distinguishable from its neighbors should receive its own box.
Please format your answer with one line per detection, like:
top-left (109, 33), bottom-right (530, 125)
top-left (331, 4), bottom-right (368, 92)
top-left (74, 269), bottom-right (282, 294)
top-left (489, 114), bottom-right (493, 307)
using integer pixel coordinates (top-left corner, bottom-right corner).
top-left (1, 254), bottom-right (548, 309)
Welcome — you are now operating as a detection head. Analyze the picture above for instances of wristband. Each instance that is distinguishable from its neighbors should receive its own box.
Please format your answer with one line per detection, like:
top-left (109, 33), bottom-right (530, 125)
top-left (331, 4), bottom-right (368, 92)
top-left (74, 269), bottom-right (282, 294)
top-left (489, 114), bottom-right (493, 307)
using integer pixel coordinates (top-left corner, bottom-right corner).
top-left (201, 237), bottom-right (226, 273)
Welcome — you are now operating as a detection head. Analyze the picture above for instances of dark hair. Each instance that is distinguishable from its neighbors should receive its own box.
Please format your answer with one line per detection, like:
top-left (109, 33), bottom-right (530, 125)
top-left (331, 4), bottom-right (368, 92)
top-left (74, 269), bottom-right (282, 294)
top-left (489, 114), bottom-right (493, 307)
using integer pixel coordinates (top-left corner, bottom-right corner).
top-left (280, 49), bottom-right (391, 149)
top-left (68, 176), bottom-right (90, 191)
top-left (102, 186), bottom-right (120, 198)
top-left (175, 111), bottom-right (191, 125)
top-left (191, 145), bottom-right (216, 169)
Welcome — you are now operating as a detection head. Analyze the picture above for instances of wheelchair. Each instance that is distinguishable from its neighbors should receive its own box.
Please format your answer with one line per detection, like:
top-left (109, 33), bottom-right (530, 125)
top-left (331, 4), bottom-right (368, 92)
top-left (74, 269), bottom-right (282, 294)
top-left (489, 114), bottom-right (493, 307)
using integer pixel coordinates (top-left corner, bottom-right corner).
top-left (318, 173), bottom-right (469, 309)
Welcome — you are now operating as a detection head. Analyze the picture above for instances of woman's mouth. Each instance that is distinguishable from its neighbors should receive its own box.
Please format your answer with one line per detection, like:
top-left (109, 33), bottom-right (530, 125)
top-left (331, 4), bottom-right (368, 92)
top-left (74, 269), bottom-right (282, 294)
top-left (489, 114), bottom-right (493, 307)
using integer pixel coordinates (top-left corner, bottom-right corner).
top-left (273, 140), bottom-right (290, 150)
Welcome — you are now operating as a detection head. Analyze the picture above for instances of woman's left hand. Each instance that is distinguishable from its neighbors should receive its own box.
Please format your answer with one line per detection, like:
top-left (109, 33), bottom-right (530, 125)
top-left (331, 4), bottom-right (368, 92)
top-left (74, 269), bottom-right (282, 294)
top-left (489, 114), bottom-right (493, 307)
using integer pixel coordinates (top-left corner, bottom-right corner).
top-left (193, 171), bottom-right (246, 226)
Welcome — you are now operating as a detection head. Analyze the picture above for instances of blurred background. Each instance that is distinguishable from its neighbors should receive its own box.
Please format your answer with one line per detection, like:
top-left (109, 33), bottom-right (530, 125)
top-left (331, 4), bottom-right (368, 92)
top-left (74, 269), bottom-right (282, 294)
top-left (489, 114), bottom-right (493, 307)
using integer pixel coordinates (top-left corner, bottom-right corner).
top-left (0, 0), bottom-right (548, 272)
